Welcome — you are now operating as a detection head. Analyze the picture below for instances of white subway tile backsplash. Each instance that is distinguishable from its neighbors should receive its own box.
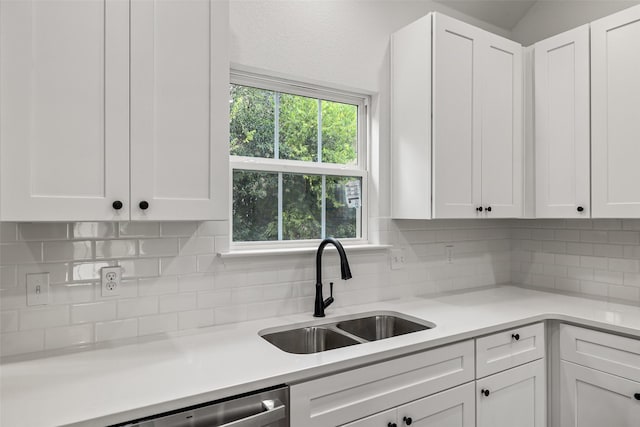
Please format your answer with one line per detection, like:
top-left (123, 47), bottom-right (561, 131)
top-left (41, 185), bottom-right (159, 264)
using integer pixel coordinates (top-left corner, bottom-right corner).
top-left (581, 230), bottom-right (608, 243)
top-left (0, 265), bottom-right (17, 289)
top-left (138, 313), bottom-right (178, 336)
top-left (119, 222), bottom-right (160, 237)
top-left (1, 310), bottom-right (18, 332)
top-left (19, 223), bottom-right (67, 241)
top-left (95, 319), bottom-right (138, 342)
top-left (44, 241), bottom-right (93, 262)
top-left (159, 293), bottom-right (196, 313)
top-left (178, 309), bottom-right (215, 330)
top-left (20, 306), bottom-right (69, 330)
top-left (138, 276), bottom-right (178, 296)
top-left (198, 290), bottom-right (232, 308)
top-left (178, 274), bottom-right (214, 292)
top-left (178, 237), bottom-right (215, 255)
top-left (608, 258), bottom-right (639, 273)
top-left (51, 283), bottom-right (95, 305)
top-left (71, 302), bottom-right (117, 324)
top-left (139, 238), bottom-right (178, 257)
top-left (1, 330), bottom-right (44, 356)
top-left (161, 222), bottom-right (198, 237)
top-left (0, 242), bottom-right (43, 264)
top-left (120, 258), bottom-right (160, 279)
top-left (0, 223), bottom-right (17, 242)
top-left (70, 222), bottom-right (117, 239)
top-left (118, 297), bottom-right (158, 319)
top-left (160, 256), bottom-right (197, 276)
top-left (96, 240), bottom-right (137, 259)
top-left (45, 324), bottom-right (93, 350)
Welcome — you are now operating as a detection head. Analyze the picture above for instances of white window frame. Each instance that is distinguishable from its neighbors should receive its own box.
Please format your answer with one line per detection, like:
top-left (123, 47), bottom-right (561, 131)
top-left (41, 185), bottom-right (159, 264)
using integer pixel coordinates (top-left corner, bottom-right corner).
top-left (229, 70), bottom-right (370, 250)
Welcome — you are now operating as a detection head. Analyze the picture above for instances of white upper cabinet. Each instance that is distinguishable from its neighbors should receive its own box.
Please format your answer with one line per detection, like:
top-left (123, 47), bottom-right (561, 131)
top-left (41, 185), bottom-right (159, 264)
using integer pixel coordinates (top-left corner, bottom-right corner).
top-left (0, 0), bottom-right (229, 221)
top-left (392, 13), bottom-right (523, 219)
top-left (0, 0), bottom-right (129, 221)
top-left (432, 13), bottom-right (484, 219)
top-left (479, 31), bottom-right (523, 218)
top-left (534, 25), bottom-right (590, 218)
top-left (591, 5), bottom-right (640, 218)
top-left (130, 0), bottom-right (228, 221)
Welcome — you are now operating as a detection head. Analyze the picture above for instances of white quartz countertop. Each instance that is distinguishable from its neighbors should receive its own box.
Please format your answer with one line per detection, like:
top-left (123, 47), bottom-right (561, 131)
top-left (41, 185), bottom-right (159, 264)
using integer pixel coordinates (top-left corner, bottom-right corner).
top-left (4, 286), bottom-right (640, 427)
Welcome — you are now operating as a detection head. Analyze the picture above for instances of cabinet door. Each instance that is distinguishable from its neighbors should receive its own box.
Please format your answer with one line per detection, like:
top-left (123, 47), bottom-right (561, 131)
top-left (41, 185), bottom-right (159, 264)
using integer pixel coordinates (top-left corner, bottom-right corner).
top-left (591, 5), bottom-right (640, 218)
top-left (432, 13), bottom-right (483, 218)
top-left (340, 409), bottom-right (396, 427)
top-left (0, 0), bottom-right (129, 221)
top-left (534, 26), bottom-right (590, 218)
top-left (560, 361), bottom-right (640, 427)
top-left (397, 382), bottom-right (475, 427)
top-left (130, 0), bottom-right (228, 220)
top-left (476, 359), bottom-right (546, 427)
top-left (480, 32), bottom-right (523, 218)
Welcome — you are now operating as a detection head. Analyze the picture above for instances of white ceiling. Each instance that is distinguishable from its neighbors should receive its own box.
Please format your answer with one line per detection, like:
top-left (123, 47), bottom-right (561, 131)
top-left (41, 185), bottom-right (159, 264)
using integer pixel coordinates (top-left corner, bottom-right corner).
top-left (434, 0), bottom-right (538, 30)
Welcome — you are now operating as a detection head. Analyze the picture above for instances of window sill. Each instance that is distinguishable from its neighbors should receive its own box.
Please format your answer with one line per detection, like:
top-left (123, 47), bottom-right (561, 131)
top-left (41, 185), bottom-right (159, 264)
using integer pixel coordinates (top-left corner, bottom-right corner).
top-left (217, 244), bottom-right (391, 258)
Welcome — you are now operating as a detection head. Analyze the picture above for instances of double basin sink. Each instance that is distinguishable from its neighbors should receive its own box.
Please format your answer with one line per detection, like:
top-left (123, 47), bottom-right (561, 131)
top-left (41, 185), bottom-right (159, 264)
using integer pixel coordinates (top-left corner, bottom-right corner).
top-left (260, 311), bottom-right (435, 354)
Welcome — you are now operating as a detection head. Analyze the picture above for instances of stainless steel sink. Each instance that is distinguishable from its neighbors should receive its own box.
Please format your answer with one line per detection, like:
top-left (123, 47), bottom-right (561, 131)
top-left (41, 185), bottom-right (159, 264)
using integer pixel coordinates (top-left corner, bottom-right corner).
top-left (260, 311), bottom-right (435, 354)
top-left (336, 315), bottom-right (432, 341)
top-left (261, 326), bottom-right (360, 354)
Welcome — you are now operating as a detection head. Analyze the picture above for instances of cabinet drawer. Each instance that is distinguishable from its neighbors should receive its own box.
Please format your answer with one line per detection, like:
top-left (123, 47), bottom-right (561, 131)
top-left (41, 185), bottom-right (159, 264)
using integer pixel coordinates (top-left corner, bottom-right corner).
top-left (560, 324), bottom-right (640, 382)
top-left (476, 322), bottom-right (545, 378)
top-left (290, 340), bottom-right (475, 427)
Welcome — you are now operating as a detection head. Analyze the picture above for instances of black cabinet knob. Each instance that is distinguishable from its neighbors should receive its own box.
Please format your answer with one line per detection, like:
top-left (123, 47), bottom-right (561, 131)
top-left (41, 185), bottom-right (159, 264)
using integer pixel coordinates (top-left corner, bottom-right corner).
top-left (388, 423), bottom-right (398, 427)
top-left (112, 200), bottom-right (123, 210)
top-left (634, 393), bottom-right (640, 400)
top-left (476, 206), bottom-right (483, 212)
top-left (481, 389), bottom-right (490, 397)
top-left (577, 206), bottom-right (584, 212)
top-left (486, 206), bottom-right (492, 212)
top-left (139, 201), bottom-right (149, 210)
top-left (512, 333), bottom-right (520, 341)
top-left (403, 416), bottom-right (413, 425)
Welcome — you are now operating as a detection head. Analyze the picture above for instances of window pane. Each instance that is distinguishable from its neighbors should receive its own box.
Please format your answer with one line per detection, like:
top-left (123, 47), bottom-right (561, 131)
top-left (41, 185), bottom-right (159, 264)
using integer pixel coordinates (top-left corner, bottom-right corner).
top-left (326, 176), bottom-right (361, 239)
top-left (279, 93), bottom-right (318, 162)
top-left (229, 85), bottom-right (275, 158)
top-left (321, 101), bottom-right (358, 165)
top-left (232, 170), bottom-right (278, 241)
top-left (282, 174), bottom-right (322, 240)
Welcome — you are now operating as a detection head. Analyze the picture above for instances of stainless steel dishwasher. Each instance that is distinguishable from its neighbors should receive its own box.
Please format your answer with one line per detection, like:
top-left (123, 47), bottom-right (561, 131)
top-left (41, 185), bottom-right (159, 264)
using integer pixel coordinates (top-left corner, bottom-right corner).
top-left (114, 385), bottom-right (288, 427)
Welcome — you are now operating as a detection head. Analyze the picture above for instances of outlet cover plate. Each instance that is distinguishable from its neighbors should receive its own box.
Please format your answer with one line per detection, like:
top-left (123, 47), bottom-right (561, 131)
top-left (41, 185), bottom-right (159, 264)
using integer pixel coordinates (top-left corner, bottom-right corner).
top-left (101, 266), bottom-right (122, 297)
top-left (26, 273), bottom-right (50, 306)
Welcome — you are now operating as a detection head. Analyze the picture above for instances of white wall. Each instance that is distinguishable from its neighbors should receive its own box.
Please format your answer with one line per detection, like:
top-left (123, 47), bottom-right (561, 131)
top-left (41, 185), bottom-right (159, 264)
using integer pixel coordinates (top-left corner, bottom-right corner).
top-left (512, 0), bottom-right (640, 46)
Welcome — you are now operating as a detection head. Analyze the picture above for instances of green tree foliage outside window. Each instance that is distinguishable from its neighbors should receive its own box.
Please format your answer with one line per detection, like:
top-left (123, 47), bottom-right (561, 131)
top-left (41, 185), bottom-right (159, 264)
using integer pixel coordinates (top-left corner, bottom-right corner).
top-left (230, 84), bottom-right (362, 242)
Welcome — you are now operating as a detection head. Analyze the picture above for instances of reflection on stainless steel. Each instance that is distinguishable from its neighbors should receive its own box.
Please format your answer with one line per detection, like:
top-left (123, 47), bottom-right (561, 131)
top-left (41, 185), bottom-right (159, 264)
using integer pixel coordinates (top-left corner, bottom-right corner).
top-left (115, 386), bottom-right (288, 427)
top-left (336, 315), bottom-right (432, 341)
top-left (260, 311), bottom-right (435, 354)
top-left (261, 326), bottom-right (360, 355)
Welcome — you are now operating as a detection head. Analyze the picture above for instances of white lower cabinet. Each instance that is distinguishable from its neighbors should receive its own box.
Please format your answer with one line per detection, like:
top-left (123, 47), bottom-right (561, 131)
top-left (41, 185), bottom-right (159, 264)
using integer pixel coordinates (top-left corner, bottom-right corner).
top-left (476, 359), bottom-right (546, 427)
top-left (560, 361), bottom-right (640, 427)
top-left (290, 340), bottom-right (475, 426)
top-left (559, 324), bottom-right (640, 427)
top-left (342, 383), bottom-right (475, 427)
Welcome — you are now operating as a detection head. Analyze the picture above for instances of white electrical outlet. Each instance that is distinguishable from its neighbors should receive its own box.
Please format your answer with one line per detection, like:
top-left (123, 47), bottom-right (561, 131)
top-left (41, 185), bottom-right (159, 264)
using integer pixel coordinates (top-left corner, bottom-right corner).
top-left (26, 273), bottom-right (50, 306)
top-left (101, 266), bottom-right (122, 296)
top-left (390, 248), bottom-right (406, 270)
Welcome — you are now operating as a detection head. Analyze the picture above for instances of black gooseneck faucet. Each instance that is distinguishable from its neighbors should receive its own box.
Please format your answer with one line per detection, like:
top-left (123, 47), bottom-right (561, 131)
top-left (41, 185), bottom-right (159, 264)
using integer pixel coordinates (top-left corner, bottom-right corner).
top-left (314, 238), bottom-right (352, 317)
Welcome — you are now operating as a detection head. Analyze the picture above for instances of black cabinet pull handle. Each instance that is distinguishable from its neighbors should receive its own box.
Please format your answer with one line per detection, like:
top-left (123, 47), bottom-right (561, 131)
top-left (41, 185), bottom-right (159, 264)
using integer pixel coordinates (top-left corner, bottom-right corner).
top-left (403, 416), bottom-right (412, 425)
top-left (577, 206), bottom-right (584, 212)
top-left (388, 423), bottom-right (398, 427)
top-left (481, 389), bottom-right (490, 397)
top-left (476, 206), bottom-right (483, 212)
top-left (512, 333), bottom-right (520, 341)
top-left (634, 393), bottom-right (640, 400)
top-left (486, 206), bottom-right (492, 212)
top-left (112, 200), bottom-right (123, 210)
top-left (139, 201), bottom-right (149, 210)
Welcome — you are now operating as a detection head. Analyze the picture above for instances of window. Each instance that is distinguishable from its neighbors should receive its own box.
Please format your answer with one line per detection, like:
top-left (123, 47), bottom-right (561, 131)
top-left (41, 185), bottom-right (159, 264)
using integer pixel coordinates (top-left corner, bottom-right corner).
top-left (229, 72), bottom-right (368, 246)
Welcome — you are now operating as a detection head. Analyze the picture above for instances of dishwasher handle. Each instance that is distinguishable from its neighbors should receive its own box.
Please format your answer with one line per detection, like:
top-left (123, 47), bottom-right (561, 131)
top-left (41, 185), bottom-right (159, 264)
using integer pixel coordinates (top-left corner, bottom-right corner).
top-left (220, 399), bottom-right (286, 427)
